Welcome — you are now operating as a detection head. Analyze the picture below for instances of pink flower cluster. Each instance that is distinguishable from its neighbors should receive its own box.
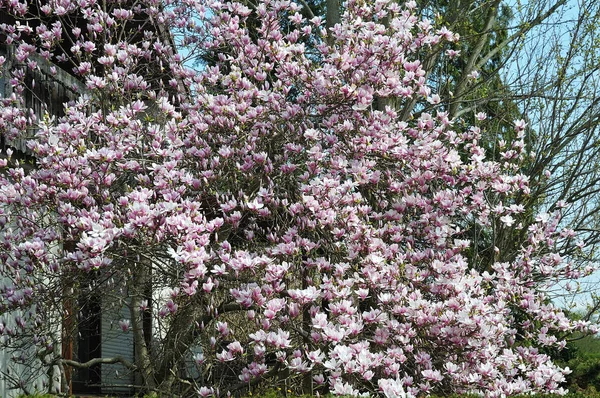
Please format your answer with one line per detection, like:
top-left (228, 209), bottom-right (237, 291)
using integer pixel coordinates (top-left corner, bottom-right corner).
top-left (0, 0), bottom-right (593, 396)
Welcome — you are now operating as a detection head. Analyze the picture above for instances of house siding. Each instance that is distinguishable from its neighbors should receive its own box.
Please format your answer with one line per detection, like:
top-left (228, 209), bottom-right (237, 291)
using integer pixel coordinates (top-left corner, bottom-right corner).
top-left (0, 306), bottom-right (61, 396)
top-left (100, 294), bottom-right (135, 395)
top-left (0, 45), bottom-right (77, 397)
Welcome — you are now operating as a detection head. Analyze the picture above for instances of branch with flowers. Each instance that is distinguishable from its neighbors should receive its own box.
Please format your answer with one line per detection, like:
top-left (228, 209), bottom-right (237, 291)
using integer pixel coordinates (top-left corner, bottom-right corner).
top-left (0, 0), bottom-right (595, 396)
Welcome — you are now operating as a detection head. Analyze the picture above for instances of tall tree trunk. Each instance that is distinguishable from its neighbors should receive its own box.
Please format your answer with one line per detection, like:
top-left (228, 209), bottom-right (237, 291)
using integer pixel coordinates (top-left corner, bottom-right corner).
top-left (131, 261), bottom-right (157, 391)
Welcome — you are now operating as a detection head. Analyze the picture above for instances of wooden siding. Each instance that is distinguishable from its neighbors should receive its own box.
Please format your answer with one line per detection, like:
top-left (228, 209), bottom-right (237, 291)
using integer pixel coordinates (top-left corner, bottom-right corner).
top-left (100, 293), bottom-right (135, 394)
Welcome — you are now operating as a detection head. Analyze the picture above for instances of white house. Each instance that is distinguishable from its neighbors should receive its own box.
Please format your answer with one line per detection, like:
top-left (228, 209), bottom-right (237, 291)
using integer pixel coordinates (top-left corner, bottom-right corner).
top-left (0, 43), bottom-right (137, 397)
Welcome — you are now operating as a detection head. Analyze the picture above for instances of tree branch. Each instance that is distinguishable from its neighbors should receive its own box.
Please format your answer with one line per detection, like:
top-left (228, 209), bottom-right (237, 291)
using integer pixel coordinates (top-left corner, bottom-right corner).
top-left (219, 362), bottom-right (282, 397)
top-left (62, 356), bottom-right (137, 371)
top-left (448, 0), bottom-right (500, 117)
top-left (476, 0), bottom-right (567, 74)
top-left (325, 0), bottom-right (340, 45)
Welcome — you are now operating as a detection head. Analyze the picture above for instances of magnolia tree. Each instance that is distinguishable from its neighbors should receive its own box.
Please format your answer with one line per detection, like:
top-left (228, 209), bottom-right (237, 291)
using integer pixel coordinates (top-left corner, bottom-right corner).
top-left (0, 0), bottom-right (594, 396)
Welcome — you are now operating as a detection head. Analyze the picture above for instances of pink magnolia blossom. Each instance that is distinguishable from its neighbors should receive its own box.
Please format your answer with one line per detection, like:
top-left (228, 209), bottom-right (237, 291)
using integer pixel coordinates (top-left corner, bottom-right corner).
top-left (0, 0), bottom-right (592, 396)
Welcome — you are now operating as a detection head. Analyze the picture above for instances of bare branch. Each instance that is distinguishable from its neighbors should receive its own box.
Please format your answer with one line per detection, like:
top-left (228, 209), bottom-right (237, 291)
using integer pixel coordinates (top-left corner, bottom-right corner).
top-left (62, 356), bottom-right (137, 371)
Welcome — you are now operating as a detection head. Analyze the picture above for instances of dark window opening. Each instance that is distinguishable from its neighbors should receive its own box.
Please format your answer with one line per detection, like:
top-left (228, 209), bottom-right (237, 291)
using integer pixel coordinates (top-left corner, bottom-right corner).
top-left (72, 295), bottom-right (102, 394)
